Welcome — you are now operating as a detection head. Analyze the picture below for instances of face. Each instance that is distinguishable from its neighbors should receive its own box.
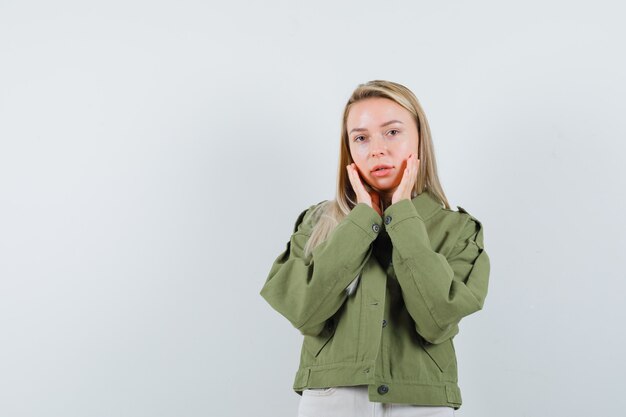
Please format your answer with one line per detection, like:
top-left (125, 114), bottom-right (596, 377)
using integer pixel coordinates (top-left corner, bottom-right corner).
top-left (346, 97), bottom-right (419, 196)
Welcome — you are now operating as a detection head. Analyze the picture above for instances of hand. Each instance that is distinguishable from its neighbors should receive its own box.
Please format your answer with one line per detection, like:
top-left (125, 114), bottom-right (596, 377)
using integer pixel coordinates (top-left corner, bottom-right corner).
top-left (346, 163), bottom-right (382, 217)
top-left (391, 153), bottom-right (420, 205)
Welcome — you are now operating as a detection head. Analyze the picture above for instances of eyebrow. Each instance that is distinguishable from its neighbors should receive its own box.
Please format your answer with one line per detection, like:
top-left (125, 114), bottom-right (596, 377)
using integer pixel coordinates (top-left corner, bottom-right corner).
top-left (349, 120), bottom-right (404, 135)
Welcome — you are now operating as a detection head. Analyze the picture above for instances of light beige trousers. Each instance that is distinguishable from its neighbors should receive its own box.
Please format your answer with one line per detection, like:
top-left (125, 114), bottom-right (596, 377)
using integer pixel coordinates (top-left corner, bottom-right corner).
top-left (297, 385), bottom-right (456, 417)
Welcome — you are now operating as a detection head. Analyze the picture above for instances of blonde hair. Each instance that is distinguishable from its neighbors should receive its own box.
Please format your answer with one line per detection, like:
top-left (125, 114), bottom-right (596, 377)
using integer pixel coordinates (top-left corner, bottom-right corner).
top-left (303, 80), bottom-right (450, 262)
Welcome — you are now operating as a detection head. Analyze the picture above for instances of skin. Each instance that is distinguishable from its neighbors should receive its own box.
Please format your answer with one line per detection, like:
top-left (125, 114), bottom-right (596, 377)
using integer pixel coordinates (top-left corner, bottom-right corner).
top-left (345, 97), bottom-right (421, 217)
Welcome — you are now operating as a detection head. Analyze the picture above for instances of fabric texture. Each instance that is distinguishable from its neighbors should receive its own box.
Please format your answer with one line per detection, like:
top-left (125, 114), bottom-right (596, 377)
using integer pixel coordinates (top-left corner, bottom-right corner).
top-left (260, 190), bottom-right (490, 410)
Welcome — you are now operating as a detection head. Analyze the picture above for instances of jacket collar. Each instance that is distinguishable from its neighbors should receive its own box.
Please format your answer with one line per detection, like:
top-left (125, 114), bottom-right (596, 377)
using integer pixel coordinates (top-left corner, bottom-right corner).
top-left (411, 189), bottom-right (444, 220)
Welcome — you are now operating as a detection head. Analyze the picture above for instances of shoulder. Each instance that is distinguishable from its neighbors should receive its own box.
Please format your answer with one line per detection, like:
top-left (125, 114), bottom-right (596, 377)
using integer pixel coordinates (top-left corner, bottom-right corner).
top-left (435, 204), bottom-right (485, 248)
top-left (291, 199), bottom-right (330, 234)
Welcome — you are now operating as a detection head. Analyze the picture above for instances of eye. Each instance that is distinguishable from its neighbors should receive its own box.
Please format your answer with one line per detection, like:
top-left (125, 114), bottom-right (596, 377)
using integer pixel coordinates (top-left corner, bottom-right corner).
top-left (388, 129), bottom-right (400, 136)
top-left (354, 135), bottom-right (366, 142)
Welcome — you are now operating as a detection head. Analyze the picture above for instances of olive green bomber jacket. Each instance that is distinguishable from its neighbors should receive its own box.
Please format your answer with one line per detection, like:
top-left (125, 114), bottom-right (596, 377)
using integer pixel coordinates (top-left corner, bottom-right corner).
top-left (259, 191), bottom-right (490, 409)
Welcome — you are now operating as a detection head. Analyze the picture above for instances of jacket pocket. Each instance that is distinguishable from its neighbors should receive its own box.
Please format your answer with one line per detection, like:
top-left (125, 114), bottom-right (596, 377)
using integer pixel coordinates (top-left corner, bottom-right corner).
top-left (419, 338), bottom-right (454, 373)
top-left (303, 318), bottom-right (337, 358)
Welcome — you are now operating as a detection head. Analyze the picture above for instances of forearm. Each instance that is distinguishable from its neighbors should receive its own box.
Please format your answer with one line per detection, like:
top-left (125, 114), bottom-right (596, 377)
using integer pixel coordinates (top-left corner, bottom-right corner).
top-left (260, 203), bottom-right (383, 335)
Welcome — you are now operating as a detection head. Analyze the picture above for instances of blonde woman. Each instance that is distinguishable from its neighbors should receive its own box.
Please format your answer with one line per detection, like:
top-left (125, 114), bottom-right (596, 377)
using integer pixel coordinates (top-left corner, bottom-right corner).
top-left (260, 80), bottom-right (490, 417)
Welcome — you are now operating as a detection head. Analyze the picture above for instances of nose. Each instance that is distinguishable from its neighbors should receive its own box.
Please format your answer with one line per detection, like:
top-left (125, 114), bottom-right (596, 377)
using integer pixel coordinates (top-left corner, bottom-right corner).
top-left (369, 134), bottom-right (388, 157)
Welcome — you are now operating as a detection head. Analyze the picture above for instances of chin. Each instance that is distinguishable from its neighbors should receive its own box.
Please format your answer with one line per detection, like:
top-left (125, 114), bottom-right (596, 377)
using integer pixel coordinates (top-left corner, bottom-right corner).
top-left (370, 178), bottom-right (400, 191)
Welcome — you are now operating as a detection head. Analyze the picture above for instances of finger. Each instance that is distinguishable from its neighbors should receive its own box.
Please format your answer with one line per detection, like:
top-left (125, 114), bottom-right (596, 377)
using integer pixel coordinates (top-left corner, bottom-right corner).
top-left (350, 164), bottom-right (361, 188)
top-left (413, 156), bottom-right (420, 190)
top-left (347, 165), bottom-right (359, 193)
top-left (409, 154), bottom-right (417, 187)
top-left (348, 164), bottom-right (366, 199)
top-left (415, 159), bottom-right (419, 179)
top-left (346, 164), bottom-right (354, 187)
top-left (348, 164), bottom-right (358, 185)
top-left (401, 156), bottom-right (414, 195)
top-left (402, 162), bottom-right (410, 188)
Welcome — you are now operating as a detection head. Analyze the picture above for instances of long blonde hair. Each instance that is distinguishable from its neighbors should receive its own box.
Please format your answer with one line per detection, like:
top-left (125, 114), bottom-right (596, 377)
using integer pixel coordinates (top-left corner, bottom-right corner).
top-left (303, 80), bottom-right (450, 258)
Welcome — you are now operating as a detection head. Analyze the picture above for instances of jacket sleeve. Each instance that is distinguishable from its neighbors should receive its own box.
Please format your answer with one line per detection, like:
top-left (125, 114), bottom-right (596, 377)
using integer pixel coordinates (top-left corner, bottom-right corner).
top-left (384, 199), bottom-right (490, 345)
top-left (259, 202), bottom-right (382, 336)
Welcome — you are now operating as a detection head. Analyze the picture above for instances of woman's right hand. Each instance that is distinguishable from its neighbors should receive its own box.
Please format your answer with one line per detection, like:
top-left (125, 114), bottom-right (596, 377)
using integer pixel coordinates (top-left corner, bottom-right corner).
top-left (346, 163), bottom-right (382, 217)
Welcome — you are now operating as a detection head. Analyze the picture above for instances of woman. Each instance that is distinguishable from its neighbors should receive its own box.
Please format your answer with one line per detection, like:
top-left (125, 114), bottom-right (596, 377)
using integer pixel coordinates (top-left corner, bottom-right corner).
top-left (260, 80), bottom-right (490, 416)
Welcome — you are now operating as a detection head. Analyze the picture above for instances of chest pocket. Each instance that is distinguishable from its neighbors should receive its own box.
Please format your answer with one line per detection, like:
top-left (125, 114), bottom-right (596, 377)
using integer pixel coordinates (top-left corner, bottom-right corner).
top-left (303, 318), bottom-right (337, 358)
top-left (419, 337), bottom-right (456, 372)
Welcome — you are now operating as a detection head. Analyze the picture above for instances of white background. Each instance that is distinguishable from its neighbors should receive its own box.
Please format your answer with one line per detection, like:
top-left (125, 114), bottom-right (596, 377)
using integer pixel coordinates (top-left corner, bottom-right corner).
top-left (1, 1), bottom-right (625, 416)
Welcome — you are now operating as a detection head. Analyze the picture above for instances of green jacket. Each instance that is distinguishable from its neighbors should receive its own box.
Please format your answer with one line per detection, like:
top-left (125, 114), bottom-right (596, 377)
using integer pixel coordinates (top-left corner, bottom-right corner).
top-left (259, 190), bottom-right (490, 409)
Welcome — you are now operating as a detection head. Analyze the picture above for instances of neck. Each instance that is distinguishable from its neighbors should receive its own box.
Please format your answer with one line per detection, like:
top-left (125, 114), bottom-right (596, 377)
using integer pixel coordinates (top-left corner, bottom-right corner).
top-left (379, 193), bottom-right (393, 211)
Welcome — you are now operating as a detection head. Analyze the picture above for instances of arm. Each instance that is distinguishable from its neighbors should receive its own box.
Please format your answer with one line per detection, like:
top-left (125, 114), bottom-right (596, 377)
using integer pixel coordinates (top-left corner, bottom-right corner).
top-left (384, 199), bottom-right (490, 344)
top-left (259, 202), bottom-right (382, 336)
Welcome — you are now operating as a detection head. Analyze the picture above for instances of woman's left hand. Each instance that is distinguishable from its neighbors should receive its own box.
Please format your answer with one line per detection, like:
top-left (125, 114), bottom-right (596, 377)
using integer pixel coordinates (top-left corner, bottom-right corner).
top-left (391, 153), bottom-right (420, 205)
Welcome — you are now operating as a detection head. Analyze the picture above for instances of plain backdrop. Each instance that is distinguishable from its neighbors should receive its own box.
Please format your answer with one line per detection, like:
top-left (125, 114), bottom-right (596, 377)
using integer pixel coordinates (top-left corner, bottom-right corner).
top-left (1, 1), bottom-right (625, 416)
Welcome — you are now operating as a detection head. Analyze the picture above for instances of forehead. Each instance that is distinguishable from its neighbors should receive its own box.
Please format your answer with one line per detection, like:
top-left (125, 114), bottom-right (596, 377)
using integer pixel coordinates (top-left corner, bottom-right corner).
top-left (346, 97), bottom-right (411, 127)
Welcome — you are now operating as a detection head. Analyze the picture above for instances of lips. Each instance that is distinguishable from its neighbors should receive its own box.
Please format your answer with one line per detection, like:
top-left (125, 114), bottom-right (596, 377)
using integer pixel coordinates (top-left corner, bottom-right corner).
top-left (370, 164), bottom-right (394, 178)
top-left (371, 164), bottom-right (394, 172)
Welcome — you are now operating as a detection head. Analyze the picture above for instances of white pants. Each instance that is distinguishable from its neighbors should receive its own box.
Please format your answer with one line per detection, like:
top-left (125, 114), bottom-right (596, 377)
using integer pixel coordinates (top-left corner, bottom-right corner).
top-left (297, 385), bottom-right (456, 417)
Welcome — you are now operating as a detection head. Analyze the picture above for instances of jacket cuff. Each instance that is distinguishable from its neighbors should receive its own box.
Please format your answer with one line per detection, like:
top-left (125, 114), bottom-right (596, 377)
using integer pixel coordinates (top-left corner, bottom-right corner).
top-left (382, 198), bottom-right (430, 247)
top-left (346, 203), bottom-right (383, 240)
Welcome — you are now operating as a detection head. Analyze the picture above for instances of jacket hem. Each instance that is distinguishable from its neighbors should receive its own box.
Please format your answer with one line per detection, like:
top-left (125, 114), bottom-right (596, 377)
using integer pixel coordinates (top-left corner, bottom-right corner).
top-left (292, 364), bottom-right (462, 409)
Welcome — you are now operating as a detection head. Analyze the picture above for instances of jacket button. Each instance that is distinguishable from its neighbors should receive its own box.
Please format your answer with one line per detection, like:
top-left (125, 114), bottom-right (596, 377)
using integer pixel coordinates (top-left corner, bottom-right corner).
top-left (382, 319), bottom-right (387, 328)
top-left (377, 384), bottom-right (389, 395)
top-left (384, 215), bottom-right (392, 225)
top-left (372, 224), bottom-right (380, 233)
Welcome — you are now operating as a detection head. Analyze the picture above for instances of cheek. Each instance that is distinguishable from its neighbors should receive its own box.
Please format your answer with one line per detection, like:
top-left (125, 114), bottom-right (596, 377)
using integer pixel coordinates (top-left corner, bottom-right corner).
top-left (393, 147), bottom-right (416, 164)
top-left (353, 145), bottom-right (369, 159)
top-left (396, 141), bottom-right (415, 158)
top-left (350, 146), bottom-right (370, 167)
